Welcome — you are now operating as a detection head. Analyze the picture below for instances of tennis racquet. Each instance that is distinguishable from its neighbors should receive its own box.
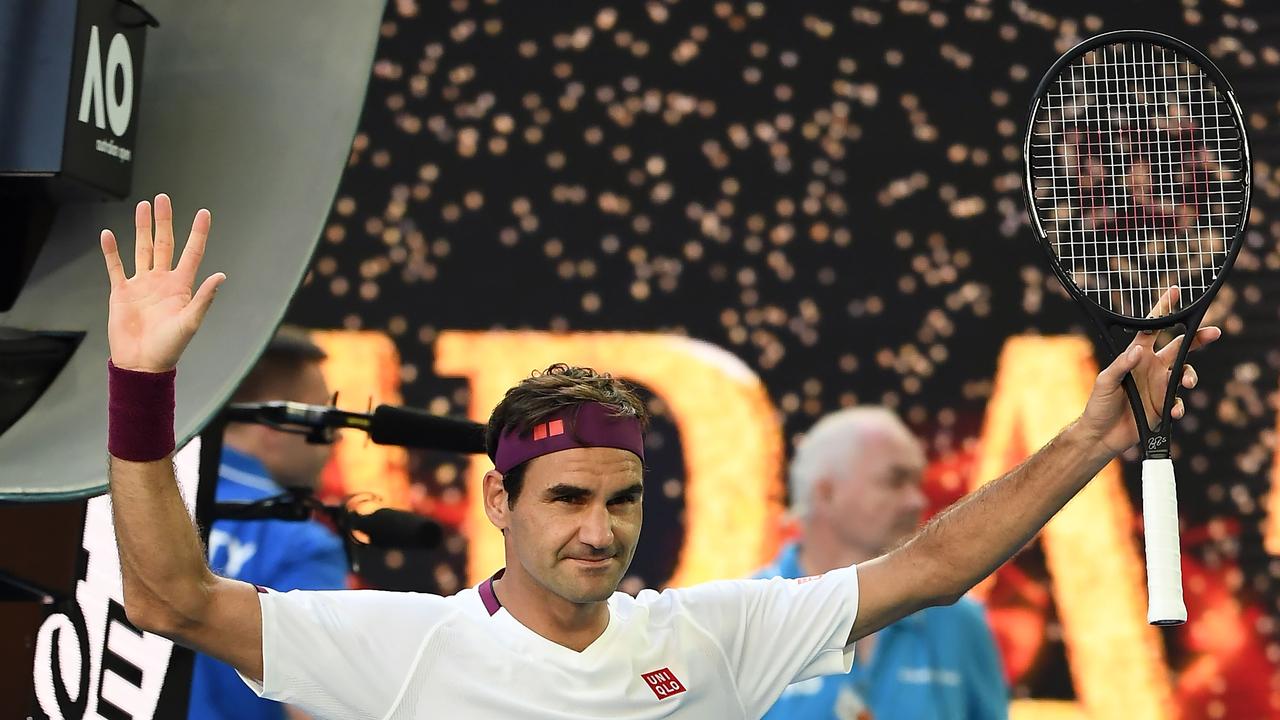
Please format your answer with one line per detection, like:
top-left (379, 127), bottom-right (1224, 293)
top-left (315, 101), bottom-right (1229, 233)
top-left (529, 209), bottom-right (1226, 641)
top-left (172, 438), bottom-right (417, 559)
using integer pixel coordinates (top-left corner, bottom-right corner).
top-left (1023, 30), bottom-right (1251, 625)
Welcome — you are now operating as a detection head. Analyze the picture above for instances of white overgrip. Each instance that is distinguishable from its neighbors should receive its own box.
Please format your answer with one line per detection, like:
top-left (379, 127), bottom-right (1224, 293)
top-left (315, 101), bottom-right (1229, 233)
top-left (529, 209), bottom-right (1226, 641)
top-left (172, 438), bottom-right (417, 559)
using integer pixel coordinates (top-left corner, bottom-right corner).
top-left (1142, 458), bottom-right (1187, 625)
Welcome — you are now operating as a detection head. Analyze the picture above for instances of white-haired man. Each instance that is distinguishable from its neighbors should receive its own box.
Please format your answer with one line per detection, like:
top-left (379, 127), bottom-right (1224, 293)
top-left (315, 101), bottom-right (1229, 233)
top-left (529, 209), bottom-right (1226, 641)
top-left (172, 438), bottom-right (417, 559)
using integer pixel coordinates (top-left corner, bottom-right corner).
top-left (757, 408), bottom-right (1008, 720)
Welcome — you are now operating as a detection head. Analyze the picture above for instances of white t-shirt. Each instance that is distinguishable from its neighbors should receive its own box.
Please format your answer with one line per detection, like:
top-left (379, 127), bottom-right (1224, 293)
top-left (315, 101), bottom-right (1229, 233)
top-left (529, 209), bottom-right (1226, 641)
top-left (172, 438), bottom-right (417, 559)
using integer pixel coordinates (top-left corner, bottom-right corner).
top-left (241, 566), bottom-right (860, 719)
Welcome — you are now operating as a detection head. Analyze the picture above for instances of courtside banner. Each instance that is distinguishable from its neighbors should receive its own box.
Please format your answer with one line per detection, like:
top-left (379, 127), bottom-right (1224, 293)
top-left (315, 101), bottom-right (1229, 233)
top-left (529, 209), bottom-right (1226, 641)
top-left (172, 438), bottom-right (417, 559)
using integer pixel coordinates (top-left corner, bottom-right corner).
top-left (31, 441), bottom-right (200, 720)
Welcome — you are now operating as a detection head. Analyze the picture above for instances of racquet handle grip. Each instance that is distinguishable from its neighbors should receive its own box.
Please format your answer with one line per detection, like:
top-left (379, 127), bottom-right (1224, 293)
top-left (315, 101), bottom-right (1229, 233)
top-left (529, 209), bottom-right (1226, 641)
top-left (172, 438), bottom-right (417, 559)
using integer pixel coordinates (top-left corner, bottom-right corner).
top-left (1142, 458), bottom-right (1187, 625)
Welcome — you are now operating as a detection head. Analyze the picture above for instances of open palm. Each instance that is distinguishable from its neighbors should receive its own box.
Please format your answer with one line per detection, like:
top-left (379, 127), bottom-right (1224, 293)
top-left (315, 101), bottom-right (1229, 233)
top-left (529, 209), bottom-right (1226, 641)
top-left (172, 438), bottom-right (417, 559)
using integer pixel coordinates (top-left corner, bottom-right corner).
top-left (101, 194), bottom-right (225, 373)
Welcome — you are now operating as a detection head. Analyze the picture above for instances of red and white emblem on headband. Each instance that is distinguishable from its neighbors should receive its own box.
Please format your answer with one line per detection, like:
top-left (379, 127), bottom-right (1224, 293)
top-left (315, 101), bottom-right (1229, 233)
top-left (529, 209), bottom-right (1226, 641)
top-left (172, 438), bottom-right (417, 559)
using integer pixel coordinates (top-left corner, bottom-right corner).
top-left (494, 402), bottom-right (645, 473)
top-left (532, 419), bottom-right (565, 441)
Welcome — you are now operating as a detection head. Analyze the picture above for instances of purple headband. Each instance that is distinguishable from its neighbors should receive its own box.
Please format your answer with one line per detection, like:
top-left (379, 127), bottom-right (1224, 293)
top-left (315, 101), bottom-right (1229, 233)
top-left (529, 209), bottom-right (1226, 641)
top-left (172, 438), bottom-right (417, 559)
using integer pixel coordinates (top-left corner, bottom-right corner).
top-left (494, 403), bottom-right (645, 474)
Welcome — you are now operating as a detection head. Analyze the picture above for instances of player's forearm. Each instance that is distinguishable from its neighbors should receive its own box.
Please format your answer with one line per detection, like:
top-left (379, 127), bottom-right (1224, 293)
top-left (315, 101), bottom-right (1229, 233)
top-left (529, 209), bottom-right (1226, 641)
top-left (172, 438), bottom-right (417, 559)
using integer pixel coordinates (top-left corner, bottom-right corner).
top-left (109, 456), bottom-right (217, 636)
top-left (906, 422), bottom-right (1112, 604)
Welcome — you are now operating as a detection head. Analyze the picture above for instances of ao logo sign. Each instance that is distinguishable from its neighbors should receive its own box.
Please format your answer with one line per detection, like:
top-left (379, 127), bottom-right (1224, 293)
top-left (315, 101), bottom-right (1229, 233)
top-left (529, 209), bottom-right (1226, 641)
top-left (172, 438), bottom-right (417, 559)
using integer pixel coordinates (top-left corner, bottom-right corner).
top-left (77, 25), bottom-right (133, 137)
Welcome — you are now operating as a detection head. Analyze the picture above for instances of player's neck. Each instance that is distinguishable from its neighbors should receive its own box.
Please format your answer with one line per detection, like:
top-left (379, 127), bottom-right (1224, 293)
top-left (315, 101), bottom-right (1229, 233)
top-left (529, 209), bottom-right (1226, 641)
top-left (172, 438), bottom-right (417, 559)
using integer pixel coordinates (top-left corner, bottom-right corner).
top-left (796, 524), bottom-right (875, 576)
top-left (492, 568), bottom-right (610, 652)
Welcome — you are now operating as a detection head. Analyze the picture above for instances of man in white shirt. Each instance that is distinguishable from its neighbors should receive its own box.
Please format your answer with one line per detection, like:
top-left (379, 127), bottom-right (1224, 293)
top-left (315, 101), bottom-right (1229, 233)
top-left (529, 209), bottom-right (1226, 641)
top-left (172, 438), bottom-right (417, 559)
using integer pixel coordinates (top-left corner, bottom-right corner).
top-left (98, 195), bottom-right (1215, 719)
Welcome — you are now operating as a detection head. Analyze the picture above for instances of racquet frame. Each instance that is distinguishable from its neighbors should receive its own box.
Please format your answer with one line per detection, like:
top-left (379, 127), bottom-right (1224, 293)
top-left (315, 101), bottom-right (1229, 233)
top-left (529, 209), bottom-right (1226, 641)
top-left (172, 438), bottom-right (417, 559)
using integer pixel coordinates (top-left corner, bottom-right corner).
top-left (1022, 29), bottom-right (1251, 624)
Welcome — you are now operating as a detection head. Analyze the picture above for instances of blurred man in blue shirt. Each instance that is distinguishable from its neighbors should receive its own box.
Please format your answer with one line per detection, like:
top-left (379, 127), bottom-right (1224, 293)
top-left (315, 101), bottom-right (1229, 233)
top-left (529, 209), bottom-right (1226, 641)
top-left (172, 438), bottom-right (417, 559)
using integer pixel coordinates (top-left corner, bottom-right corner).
top-left (758, 407), bottom-right (1008, 720)
top-left (188, 328), bottom-right (348, 720)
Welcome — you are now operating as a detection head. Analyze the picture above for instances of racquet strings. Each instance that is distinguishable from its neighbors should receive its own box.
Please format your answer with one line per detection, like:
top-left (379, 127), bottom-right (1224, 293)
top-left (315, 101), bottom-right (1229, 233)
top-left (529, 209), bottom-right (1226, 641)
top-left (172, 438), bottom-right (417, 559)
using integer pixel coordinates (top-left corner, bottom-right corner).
top-left (1029, 42), bottom-right (1246, 321)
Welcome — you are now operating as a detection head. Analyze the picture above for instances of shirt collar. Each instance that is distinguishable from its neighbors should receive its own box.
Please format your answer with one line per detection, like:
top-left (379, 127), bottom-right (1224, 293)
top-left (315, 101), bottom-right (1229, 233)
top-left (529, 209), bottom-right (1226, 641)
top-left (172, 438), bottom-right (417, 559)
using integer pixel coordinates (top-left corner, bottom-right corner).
top-left (218, 446), bottom-right (281, 493)
top-left (479, 569), bottom-right (505, 616)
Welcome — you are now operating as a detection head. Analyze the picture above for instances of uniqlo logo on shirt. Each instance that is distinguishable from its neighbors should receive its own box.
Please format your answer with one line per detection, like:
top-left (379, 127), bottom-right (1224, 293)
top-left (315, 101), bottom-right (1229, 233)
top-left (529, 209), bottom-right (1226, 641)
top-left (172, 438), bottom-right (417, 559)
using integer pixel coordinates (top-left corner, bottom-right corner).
top-left (641, 668), bottom-right (686, 700)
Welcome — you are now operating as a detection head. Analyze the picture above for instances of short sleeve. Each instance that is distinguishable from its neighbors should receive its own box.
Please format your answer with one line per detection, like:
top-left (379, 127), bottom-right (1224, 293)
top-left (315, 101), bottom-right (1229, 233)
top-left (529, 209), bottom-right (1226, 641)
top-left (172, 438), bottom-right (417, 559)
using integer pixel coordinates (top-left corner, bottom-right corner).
top-left (238, 589), bottom-right (453, 720)
top-left (666, 565), bottom-right (860, 717)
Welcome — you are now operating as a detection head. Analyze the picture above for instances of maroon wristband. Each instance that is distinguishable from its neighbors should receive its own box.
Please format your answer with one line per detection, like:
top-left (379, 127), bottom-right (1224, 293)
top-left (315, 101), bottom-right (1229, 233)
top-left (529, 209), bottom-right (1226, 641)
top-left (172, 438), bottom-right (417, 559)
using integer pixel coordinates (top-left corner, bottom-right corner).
top-left (107, 360), bottom-right (177, 462)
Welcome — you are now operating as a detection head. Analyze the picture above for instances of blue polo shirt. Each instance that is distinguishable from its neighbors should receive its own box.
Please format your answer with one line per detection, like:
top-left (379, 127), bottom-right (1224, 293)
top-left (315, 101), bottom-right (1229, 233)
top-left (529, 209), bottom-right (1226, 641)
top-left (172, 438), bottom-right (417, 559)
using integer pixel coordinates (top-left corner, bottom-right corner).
top-left (187, 447), bottom-right (348, 720)
top-left (756, 544), bottom-right (1008, 720)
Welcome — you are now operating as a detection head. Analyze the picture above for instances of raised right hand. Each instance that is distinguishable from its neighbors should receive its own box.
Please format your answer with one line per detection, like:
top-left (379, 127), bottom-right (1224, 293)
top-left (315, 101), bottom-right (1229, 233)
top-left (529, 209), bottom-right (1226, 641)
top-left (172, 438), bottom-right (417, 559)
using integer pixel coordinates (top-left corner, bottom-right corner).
top-left (1075, 287), bottom-right (1220, 457)
top-left (100, 194), bottom-right (225, 372)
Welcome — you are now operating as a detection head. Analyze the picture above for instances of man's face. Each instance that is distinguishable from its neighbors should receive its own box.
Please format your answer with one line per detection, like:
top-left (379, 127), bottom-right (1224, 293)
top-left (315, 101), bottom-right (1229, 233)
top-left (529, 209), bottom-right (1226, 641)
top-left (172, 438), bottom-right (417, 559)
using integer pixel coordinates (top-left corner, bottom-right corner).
top-left (501, 447), bottom-right (644, 605)
top-left (260, 362), bottom-right (334, 490)
top-left (819, 430), bottom-right (927, 556)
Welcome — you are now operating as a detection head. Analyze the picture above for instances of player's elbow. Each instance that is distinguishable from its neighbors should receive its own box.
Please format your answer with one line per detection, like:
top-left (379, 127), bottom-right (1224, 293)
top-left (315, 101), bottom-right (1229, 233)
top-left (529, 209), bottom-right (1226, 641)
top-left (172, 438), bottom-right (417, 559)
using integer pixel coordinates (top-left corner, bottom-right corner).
top-left (123, 597), bottom-right (178, 636)
top-left (916, 554), bottom-right (969, 608)
top-left (927, 570), bottom-right (974, 607)
top-left (125, 600), bottom-right (210, 643)
top-left (927, 590), bottom-right (965, 607)
top-left (122, 579), bottom-right (213, 641)
top-left (881, 549), bottom-right (966, 611)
